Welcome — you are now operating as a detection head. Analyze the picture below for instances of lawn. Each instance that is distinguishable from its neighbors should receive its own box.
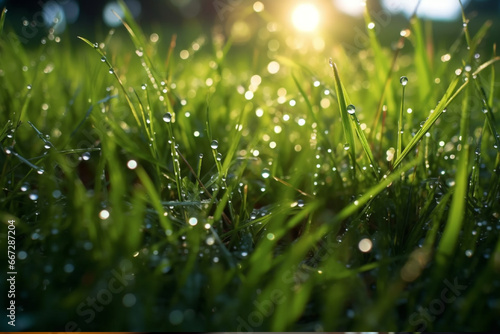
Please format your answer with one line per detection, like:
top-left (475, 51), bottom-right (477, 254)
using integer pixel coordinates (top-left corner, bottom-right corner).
top-left (1, 0), bottom-right (499, 331)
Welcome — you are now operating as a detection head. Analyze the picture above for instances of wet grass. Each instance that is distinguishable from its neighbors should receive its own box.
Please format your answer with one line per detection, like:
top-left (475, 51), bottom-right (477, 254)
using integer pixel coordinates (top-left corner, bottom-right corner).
top-left (1, 1), bottom-right (500, 331)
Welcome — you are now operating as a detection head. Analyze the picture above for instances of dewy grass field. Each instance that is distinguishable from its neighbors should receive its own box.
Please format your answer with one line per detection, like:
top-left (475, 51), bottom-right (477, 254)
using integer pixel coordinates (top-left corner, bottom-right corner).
top-left (1, 0), bottom-right (500, 331)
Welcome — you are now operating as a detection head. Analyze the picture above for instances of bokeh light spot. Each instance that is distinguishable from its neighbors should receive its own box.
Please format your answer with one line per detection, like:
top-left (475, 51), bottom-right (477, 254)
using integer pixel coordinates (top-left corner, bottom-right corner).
top-left (253, 1), bottom-right (265, 13)
top-left (358, 238), bottom-right (373, 252)
top-left (103, 0), bottom-right (141, 27)
top-left (43, 1), bottom-right (67, 34)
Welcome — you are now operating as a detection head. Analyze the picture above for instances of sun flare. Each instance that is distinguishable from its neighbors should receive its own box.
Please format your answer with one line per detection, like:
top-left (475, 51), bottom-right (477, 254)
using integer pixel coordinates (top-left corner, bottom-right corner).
top-left (292, 3), bottom-right (320, 32)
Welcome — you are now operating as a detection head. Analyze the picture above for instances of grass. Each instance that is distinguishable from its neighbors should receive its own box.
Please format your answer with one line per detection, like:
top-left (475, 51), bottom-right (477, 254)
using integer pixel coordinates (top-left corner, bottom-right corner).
top-left (1, 0), bottom-right (500, 331)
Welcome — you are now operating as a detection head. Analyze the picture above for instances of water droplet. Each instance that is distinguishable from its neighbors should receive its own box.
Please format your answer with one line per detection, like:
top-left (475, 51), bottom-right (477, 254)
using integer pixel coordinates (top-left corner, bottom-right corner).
top-left (347, 104), bottom-right (356, 115)
top-left (20, 184), bottom-right (29, 192)
top-left (100, 56), bottom-right (106, 62)
top-left (329, 58), bottom-right (333, 67)
top-left (261, 168), bottom-right (271, 179)
top-left (29, 193), bottom-right (39, 201)
top-left (206, 236), bottom-right (215, 246)
top-left (297, 199), bottom-right (305, 208)
top-left (216, 153), bottom-right (222, 161)
top-left (465, 249), bottom-right (473, 257)
top-left (188, 217), bottom-right (198, 226)
top-left (343, 143), bottom-right (350, 151)
top-left (27, 84), bottom-right (32, 90)
top-left (141, 84), bottom-right (147, 90)
top-left (211, 140), bottom-right (219, 150)
top-left (82, 152), bottom-right (91, 161)
top-left (93, 42), bottom-right (99, 48)
top-left (99, 209), bottom-right (110, 220)
top-left (44, 144), bottom-right (51, 150)
top-left (400, 76), bottom-right (408, 86)
top-left (109, 68), bottom-right (114, 74)
top-left (37, 169), bottom-right (44, 175)
top-left (482, 108), bottom-right (488, 114)
top-left (127, 160), bottom-right (138, 170)
top-left (163, 112), bottom-right (172, 123)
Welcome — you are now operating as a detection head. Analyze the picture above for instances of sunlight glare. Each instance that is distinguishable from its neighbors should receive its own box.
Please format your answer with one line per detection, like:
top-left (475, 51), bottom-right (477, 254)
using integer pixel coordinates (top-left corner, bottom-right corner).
top-left (292, 3), bottom-right (320, 32)
top-left (381, 0), bottom-right (471, 21)
top-left (334, 0), bottom-right (365, 17)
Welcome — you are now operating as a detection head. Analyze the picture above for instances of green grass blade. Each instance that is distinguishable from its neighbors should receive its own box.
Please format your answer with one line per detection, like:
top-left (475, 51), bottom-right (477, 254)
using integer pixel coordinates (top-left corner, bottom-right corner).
top-left (394, 57), bottom-right (500, 168)
top-left (8, 149), bottom-right (44, 173)
top-left (292, 73), bottom-right (336, 155)
top-left (489, 44), bottom-right (496, 107)
top-left (423, 190), bottom-right (454, 250)
top-left (0, 7), bottom-right (7, 36)
top-left (468, 21), bottom-right (492, 58)
top-left (71, 94), bottom-right (118, 137)
top-left (393, 56), bottom-right (500, 169)
top-left (0, 120), bottom-right (13, 143)
top-left (276, 55), bottom-right (316, 78)
top-left (136, 167), bottom-right (174, 234)
top-left (396, 78), bottom-right (407, 163)
top-left (436, 72), bottom-right (472, 269)
top-left (350, 112), bottom-right (379, 178)
top-left (393, 74), bottom-right (462, 169)
top-left (125, 191), bottom-right (147, 250)
top-left (117, 0), bottom-right (163, 91)
top-left (117, 0), bottom-right (147, 46)
top-left (220, 104), bottom-right (249, 178)
top-left (473, 73), bottom-right (500, 154)
top-left (15, 88), bottom-right (32, 125)
top-left (27, 121), bottom-right (55, 148)
top-left (278, 154), bottom-right (422, 277)
top-left (330, 59), bottom-right (356, 175)
top-left (77, 36), bottom-right (144, 133)
top-left (333, 156), bottom-right (421, 224)
top-left (362, 5), bottom-right (398, 114)
top-left (410, 17), bottom-right (432, 103)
